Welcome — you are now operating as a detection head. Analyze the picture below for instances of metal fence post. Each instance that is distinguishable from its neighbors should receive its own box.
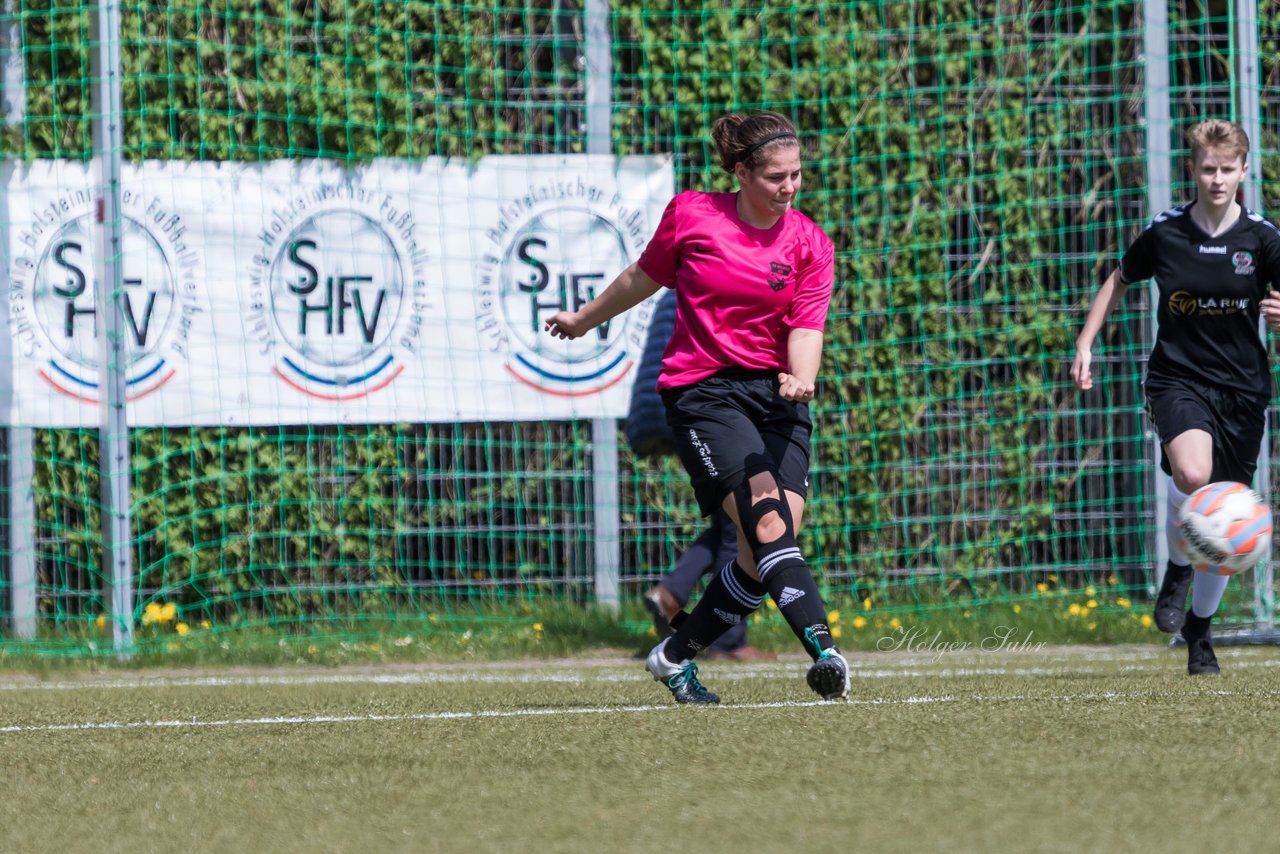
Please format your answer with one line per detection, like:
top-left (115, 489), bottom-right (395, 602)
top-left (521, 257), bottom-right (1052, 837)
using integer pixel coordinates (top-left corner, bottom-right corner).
top-left (92, 0), bottom-right (134, 651)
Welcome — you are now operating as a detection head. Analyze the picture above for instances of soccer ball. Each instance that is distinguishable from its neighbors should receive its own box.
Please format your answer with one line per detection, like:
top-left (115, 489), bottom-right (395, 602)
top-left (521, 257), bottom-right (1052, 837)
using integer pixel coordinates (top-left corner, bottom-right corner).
top-left (1178, 481), bottom-right (1273, 576)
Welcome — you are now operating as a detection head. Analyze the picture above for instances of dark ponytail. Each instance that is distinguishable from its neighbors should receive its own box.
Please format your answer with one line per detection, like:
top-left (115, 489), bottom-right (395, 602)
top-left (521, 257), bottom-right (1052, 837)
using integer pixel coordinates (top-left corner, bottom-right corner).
top-left (710, 111), bottom-right (799, 173)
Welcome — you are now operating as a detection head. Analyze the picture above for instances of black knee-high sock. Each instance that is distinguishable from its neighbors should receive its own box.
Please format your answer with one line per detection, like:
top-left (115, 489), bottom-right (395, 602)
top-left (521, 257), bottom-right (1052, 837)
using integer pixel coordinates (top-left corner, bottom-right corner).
top-left (761, 561), bottom-right (835, 661)
top-left (666, 561), bottom-right (765, 662)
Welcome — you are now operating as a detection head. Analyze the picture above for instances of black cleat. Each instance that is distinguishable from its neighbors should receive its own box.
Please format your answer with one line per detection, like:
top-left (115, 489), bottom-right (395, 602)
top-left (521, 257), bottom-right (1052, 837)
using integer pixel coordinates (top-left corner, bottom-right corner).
top-left (1186, 637), bottom-right (1220, 675)
top-left (1183, 613), bottom-right (1220, 675)
top-left (806, 648), bottom-right (850, 700)
top-left (1154, 561), bottom-right (1193, 633)
top-left (801, 626), bottom-right (850, 700)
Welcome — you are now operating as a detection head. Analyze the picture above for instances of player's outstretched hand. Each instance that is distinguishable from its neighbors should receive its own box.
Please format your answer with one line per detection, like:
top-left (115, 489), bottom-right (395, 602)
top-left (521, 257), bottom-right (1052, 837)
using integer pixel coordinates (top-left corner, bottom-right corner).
top-left (777, 372), bottom-right (815, 402)
top-left (1261, 291), bottom-right (1280, 332)
top-left (545, 311), bottom-right (588, 340)
top-left (1070, 348), bottom-right (1092, 391)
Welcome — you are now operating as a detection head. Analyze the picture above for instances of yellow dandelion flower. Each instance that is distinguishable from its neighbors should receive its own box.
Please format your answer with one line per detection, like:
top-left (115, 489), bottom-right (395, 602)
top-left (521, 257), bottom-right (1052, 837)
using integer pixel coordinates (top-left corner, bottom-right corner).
top-left (95, 614), bottom-right (106, 629)
top-left (532, 623), bottom-right (543, 632)
top-left (1036, 583), bottom-right (1048, 594)
top-left (199, 620), bottom-right (211, 630)
top-left (1140, 615), bottom-right (1153, 627)
top-left (308, 644), bottom-right (319, 654)
top-left (889, 618), bottom-right (901, 629)
top-left (144, 602), bottom-right (161, 618)
top-left (158, 603), bottom-right (177, 623)
top-left (1117, 598), bottom-right (1132, 608)
top-left (1048, 574), bottom-right (1058, 583)
top-left (863, 597), bottom-right (872, 610)
top-left (827, 610), bottom-right (841, 623)
top-left (1068, 604), bottom-right (1083, 616)
top-left (853, 616), bottom-right (867, 629)
top-left (1108, 574), bottom-right (1119, 586)
top-left (1087, 623), bottom-right (1097, 631)
top-left (831, 627), bottom-right (842, 639)
top-left (1085, 586), bottom-right (1097, 597)
top-left (1012, 604), bottom-right (1022, 614)
top-left (175, 622), bottom-right (189, 636)
top-left (1087, 599), bottom-right (1098, 609)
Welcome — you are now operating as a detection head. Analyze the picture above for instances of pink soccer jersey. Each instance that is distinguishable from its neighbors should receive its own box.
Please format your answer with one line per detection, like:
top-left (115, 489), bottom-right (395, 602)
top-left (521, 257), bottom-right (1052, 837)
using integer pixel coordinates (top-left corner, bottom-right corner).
top-left (636, 191), bottom-right (836, 392)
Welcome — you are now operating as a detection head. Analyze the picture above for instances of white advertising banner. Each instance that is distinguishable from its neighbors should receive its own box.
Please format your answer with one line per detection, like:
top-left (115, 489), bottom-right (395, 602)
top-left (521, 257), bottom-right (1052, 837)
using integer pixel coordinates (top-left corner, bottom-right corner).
top-left (0, 155), bottom-right (673, 427)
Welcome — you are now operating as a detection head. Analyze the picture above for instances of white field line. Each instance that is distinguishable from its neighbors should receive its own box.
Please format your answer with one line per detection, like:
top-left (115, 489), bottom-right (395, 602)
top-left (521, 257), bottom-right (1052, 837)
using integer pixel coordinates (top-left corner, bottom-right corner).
top-left (5, 687), bottom-right (1280, 735)
top-left (2, 650), bottom-right (1280, 692)
top-left (0, 697), bottom-right (940, 734)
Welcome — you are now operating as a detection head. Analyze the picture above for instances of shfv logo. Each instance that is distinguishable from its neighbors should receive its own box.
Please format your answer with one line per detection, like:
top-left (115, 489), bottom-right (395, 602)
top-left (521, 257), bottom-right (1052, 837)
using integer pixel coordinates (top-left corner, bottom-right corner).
top-left (477, 184), bottom-right (654, 397)
top-left (8, 188), bottom-right (202, 404)
top-left (33, 216), bottom-right (176, 367)
top-left (251, 185), bottom-right (428, 400)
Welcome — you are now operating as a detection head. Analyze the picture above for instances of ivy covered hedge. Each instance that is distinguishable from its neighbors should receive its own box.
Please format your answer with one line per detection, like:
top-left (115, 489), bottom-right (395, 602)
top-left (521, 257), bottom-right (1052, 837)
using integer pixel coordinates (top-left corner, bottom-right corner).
top-left (6, 1), bottom-right (1242, 623)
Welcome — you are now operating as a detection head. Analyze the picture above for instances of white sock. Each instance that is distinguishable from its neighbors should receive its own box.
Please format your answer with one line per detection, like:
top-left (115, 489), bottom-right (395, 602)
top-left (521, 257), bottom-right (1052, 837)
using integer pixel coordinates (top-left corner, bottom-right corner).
top-left (1191, 570), bottom-right (1229, 618)
top-left (1166, 477), bottom-right (1192, 566)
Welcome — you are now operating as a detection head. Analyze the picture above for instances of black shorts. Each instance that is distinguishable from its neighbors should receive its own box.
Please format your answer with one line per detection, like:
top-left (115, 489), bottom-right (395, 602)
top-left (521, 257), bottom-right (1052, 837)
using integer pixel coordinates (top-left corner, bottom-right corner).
top-left (661, 368), bottom-right (812, 516)
top-left (1143, 373), bottom-right (1268, 484)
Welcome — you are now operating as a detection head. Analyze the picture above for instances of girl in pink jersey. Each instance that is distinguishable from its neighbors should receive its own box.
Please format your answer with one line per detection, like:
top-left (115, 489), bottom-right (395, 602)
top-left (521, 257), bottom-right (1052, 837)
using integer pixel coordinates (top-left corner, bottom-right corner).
top-left (546, 111), bottom-right (847, 703)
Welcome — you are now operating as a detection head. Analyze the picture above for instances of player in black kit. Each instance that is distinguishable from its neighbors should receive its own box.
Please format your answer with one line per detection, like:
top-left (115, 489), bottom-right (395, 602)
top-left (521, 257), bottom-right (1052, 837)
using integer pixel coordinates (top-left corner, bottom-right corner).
top-left (1072, 119), bottom-right (1280, 674)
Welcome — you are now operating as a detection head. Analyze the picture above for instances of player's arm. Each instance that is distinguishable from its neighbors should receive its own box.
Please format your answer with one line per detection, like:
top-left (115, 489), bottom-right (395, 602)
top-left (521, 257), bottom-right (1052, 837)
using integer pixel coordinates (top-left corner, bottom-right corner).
top-left (1071, 267), bottom-right (1129, 391)
top-left (544, 263), bottom-right (662, 340)
top-left (1259, 231), bottom-right (1280, 333)
top-left (780, 235), bottom-right (834, 402)
top-left (1261, 290), bottom-right (1280, 333)
top-left (779, 327), bottom-right (822, 402)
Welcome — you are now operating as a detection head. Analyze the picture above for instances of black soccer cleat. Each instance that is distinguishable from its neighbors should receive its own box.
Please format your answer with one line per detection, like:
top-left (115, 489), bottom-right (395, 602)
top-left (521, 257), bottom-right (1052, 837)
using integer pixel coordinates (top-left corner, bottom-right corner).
top-left (1182, 614), bottom-right (1220, 675)
top-left (805, 648), bottom-right (850, 700)
top-left (1186, 636), bottom-right (1220, 675)
top-left (1154, 561), bottom-right (1193, 633)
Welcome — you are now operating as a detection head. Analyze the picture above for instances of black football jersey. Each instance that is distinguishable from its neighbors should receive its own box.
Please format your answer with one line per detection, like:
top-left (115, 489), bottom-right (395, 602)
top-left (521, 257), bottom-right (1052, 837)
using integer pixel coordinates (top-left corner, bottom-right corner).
top-left (1120, 203), bottom-right (1280, 396)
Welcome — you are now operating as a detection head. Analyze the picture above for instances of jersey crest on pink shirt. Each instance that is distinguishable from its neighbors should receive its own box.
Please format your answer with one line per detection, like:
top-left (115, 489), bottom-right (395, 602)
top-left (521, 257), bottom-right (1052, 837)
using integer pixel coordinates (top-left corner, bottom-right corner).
top-left (767, 261), bottom-right (794, 291)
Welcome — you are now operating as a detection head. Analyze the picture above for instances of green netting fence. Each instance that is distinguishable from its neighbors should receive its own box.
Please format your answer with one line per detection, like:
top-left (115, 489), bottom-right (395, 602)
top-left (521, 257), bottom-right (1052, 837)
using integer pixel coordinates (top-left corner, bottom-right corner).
top-left (1, 0), bottom-right (1277, 654)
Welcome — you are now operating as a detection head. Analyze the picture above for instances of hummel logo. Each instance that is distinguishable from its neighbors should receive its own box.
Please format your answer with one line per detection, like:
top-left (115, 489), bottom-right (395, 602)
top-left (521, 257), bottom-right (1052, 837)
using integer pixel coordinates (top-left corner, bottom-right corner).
top-left (778, 586), bottom-right (805, 607)
top-left (1199, 244), bottom-right (1227, 255)
top-left (714, 608), bottom-right (741, 625)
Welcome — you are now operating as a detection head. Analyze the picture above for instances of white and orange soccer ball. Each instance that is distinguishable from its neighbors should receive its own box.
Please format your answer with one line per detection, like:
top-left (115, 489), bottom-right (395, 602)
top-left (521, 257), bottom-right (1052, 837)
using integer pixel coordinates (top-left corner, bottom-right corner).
top-left (1178, 481), bottom-right (1274, 576)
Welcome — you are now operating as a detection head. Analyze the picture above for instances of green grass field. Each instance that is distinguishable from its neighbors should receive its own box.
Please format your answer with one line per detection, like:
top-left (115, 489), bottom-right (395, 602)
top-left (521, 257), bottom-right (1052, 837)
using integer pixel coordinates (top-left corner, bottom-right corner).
top-left (3, 642), bottom-right (1279, 853)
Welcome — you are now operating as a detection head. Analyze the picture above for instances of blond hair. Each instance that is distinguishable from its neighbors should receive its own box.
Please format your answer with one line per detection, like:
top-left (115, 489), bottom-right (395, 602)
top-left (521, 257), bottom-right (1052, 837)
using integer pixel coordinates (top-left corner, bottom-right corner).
top-left (1186, 119), bottom-right (1249, 163)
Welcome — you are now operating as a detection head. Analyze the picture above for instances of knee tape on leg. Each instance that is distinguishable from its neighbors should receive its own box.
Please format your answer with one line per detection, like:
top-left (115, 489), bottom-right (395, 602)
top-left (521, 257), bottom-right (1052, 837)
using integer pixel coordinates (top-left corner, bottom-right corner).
top-left (732, 480), bottom-right (803, 583)
top-left (732, 480), bottom-right (795, 550)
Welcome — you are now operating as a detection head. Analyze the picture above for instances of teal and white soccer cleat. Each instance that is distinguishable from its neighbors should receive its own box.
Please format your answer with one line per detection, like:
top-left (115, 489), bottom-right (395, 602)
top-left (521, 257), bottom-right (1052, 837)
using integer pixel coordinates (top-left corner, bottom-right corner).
top-left (806, 647), bottom-right (849, 700)
top-left (803, 627), bottom-right (850, 700)
top-left (645, 638), bottom-right (719, 704)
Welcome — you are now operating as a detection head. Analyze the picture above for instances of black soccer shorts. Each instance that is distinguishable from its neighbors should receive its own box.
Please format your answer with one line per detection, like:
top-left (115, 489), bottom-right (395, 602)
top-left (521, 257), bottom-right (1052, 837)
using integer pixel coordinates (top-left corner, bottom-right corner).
top-left (1143, 373), bottom-right (1268, 485)
top-left (661, 368), bottom-right (811, 517)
